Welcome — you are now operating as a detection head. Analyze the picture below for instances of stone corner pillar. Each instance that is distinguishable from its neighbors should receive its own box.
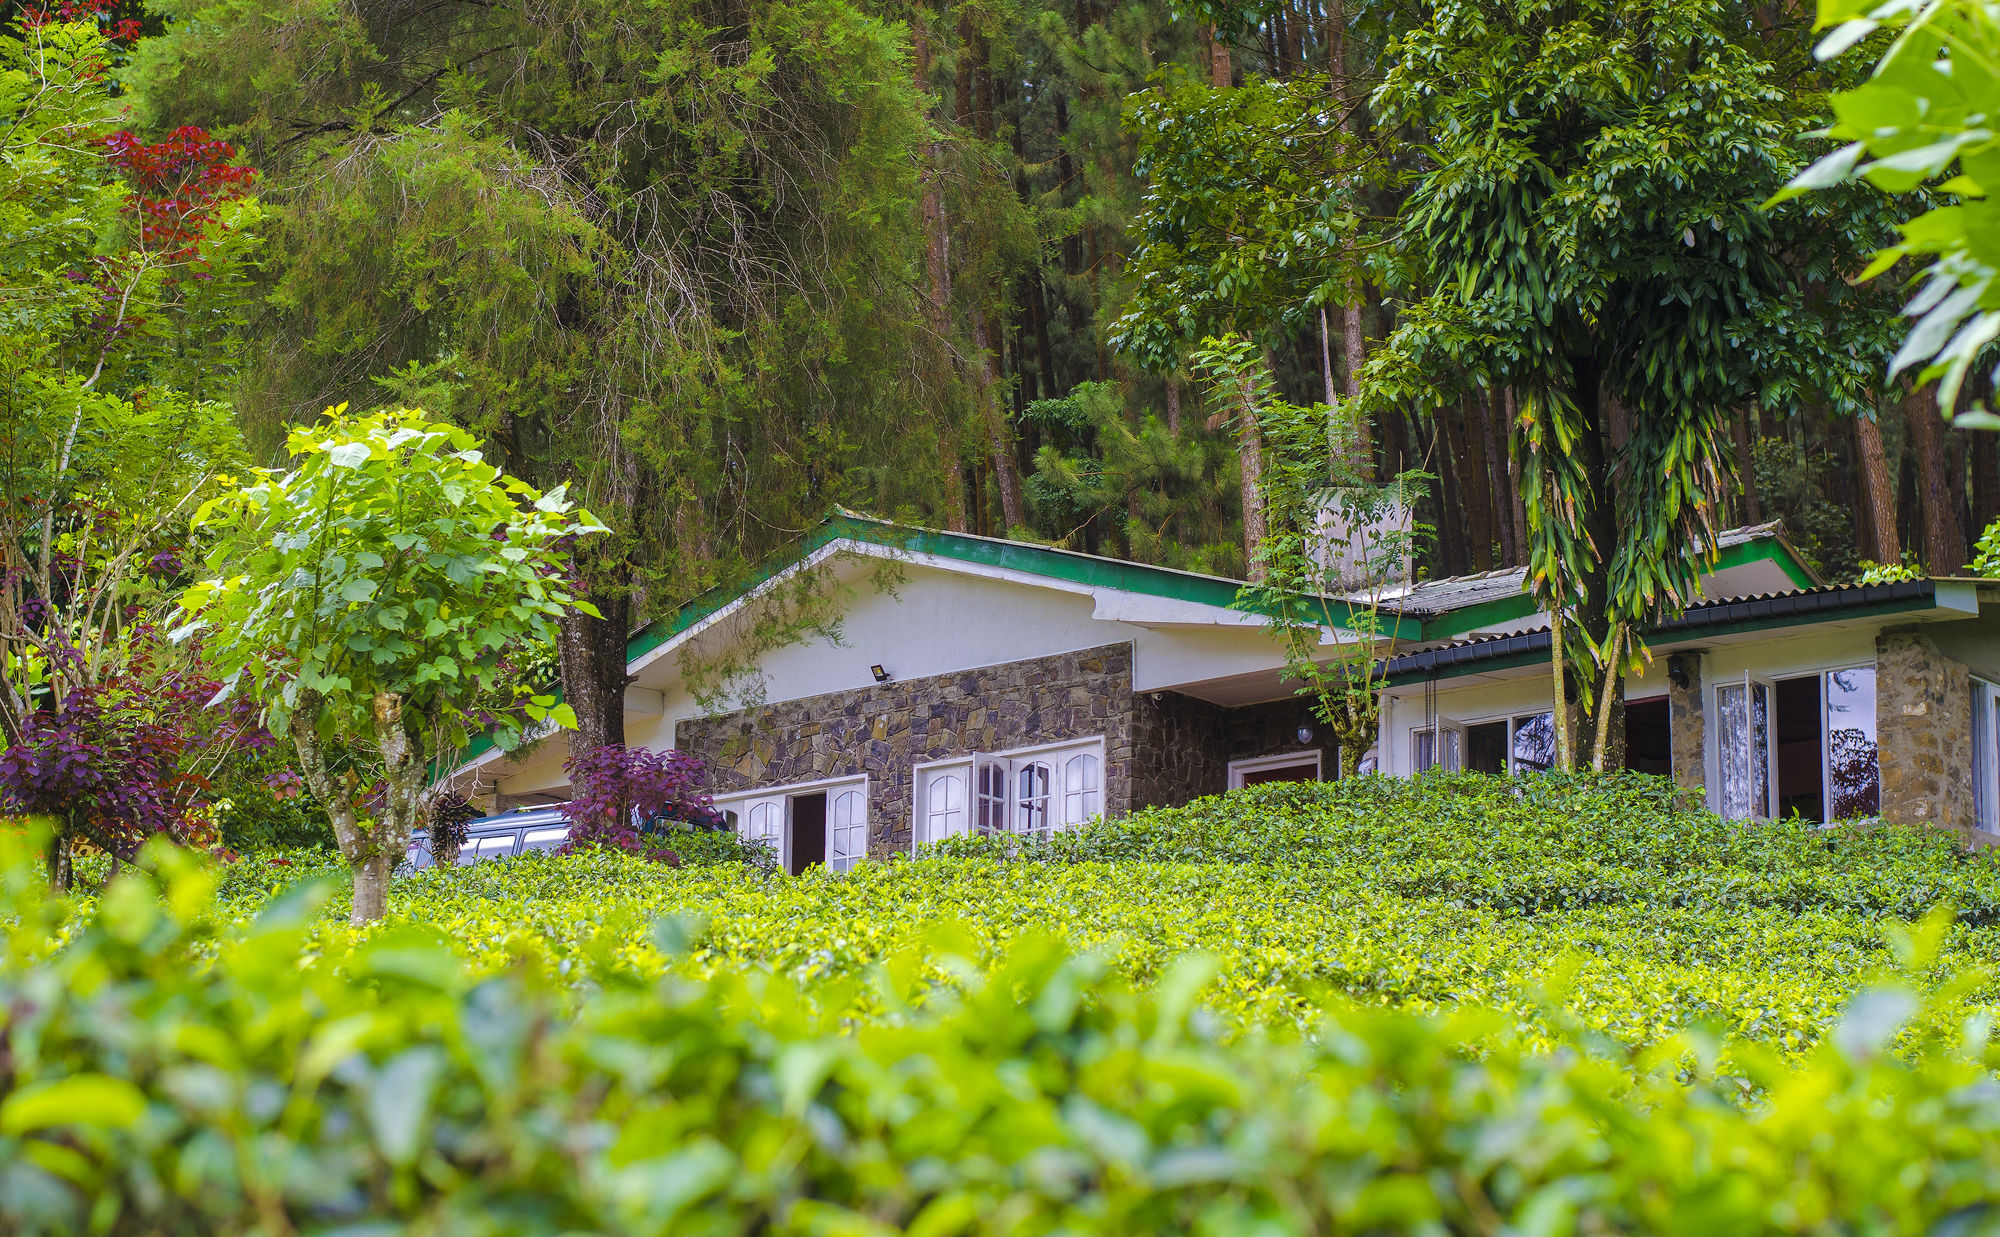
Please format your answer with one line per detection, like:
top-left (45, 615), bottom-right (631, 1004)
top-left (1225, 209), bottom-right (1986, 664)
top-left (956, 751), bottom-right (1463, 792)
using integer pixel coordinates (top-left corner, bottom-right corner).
top-left (1876, 629), bottom-right (1975, 833)
top-left (1666, 651), bottom-right (1706, 799)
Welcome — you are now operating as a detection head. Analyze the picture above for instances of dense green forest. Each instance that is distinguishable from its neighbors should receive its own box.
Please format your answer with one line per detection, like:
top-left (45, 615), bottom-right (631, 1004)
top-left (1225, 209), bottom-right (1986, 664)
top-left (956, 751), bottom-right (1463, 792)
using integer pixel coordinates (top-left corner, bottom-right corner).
top-left (91, 0), bottom-right (1994, 744)
top-left (2, 0), bottom-right (1997, 816)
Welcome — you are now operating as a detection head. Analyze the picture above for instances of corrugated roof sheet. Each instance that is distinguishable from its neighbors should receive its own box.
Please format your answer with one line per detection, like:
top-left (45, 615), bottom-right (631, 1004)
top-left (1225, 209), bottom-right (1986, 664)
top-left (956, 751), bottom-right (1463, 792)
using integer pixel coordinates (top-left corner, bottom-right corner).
top-left (1380, 577), bottom-right (1938, 681)
top-left (1381, 522), bottom-right (1794, 618)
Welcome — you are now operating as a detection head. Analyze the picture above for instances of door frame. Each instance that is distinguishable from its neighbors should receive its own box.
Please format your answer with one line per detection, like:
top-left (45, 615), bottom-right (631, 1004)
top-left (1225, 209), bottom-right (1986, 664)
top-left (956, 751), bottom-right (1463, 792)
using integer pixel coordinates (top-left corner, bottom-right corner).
top-left (1227, 749), bottom-right (1324, 789)
top-left (715, 774), bottom-right (870, 869)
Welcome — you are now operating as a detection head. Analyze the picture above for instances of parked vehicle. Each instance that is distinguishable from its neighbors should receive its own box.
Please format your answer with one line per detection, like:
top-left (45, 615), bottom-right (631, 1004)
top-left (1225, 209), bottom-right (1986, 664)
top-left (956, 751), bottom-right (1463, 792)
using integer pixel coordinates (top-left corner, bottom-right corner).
top-left (406, 806), bottom-right (571, 871)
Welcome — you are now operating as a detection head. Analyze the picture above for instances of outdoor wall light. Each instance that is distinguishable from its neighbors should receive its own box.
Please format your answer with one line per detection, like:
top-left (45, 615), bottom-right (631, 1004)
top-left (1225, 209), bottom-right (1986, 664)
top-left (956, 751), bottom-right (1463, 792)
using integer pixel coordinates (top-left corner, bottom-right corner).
top-left (1668, 666), bottom-right (1690, 690)
top-left (1295, 716), bottom-right (1316, 745)
top-left (871, 664), bottom-right (892, 684)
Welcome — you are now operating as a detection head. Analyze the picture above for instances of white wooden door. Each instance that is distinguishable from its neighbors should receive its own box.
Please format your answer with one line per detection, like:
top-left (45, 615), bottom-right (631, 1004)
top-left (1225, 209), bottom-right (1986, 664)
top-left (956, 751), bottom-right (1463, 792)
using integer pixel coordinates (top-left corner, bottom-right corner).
top-left (919, 764), bottom-right (970, 845)
top-left (827, 788), bottom-right (868, 872)
top-left (742, 797), bottom-right (787, 869)
top-left (1058, 750), bottom-right (1101, 825)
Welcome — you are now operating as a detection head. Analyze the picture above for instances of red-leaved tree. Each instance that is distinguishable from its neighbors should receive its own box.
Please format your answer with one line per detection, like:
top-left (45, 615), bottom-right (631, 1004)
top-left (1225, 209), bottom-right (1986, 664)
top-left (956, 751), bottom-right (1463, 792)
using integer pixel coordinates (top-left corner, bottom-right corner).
top-left (557, 745), bottom-right (720, 865)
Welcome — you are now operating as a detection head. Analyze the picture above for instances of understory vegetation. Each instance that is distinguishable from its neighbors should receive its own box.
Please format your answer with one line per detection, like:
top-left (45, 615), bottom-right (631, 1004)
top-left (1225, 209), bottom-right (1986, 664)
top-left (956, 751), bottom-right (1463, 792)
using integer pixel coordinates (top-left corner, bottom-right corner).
top-left (11, 775), bottom-right (2000, 1232)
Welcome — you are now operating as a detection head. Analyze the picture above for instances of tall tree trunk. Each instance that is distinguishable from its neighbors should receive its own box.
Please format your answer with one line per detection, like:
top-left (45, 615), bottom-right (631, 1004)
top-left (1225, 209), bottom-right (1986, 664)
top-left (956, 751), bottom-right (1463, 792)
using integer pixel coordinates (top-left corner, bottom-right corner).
top-left (1856, 410), bottom-right (1901, 565)
top-left (1731, 407), bottom-right (1762, 524)
top-left (941, 443), bottom-right (968, 532)
top-left (1971, 425), bottom-right (2000, 542)
top-left (1481, 388), bottom-right (1515, 566)
top-left (557, 582), bottom-right (632, 766)
top-left (1456, 395), bottom-right (1496, 571)
top-left (971, 312), bottom-right (1026, 531)
top-left (1434, 412), bottom-right (1466, 575)
top-left (1567, 356), bottom-right (1622, 772)
top-left (1238, 412), bottom-right (1268, 581)
top-left (1503, 387), bottom-right (1528, 562)
top-left (1165, 378), bottom-right (1182, 433)
top-left (1903, 385), bottom-right (1969, 571)
top-left (911, 15), bottom-right (966, 534)
top-left (1207, 21), bottom-right (1231, 88)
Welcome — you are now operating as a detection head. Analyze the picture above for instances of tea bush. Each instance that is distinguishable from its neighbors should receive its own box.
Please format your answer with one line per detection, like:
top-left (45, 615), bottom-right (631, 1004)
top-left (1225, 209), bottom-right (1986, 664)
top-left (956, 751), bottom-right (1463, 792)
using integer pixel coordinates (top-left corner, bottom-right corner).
top-left (197, 774), bottom-right (2000, 1055)
top-left (7, 832), bottom-right (2000, 1235)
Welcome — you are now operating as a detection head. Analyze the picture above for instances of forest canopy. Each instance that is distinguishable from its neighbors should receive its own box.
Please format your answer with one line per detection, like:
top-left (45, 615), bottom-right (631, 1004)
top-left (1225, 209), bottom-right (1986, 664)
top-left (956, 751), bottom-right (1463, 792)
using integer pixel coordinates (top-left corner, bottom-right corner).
top-left (37, 0), bottom-right (1993, 763)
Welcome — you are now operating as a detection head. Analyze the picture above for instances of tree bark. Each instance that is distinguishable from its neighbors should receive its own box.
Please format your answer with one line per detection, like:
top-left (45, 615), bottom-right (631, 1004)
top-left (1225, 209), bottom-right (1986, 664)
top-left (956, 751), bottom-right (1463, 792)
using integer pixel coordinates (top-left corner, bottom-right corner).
top-left (1569, 356), bottom-right (1621, 773)
top-left (1207, 21), bottom-right (1231, 88)
top-left (1457, 394), bottom-right (1496, 571)
top-left (1903, 385), bottom-right (1969, 571)
top-left (46, 830), bottom-right (70, 893)
top-left (910, 18), bottom-right (967, 534)
top-left (1434, 410), bottom-right (1466, 575)
top-left (1165, 378), bottom-right (1182, 433)
top-left (1481, 388), bottom-right (1515, 566)
top-left (1238, 412), bottom-right (1268, 582)
top-left (288, 696), bottom-right (390, 926)
top-left (970, 312), bottom-right (1026, 531)
top-left (1503, 388), bottom-right (1528, 560)
top-left (1971, 425), bottom-right (2000, 542)
top-left (556, 581), bottom-right (632, 765)
top-left (1855, 410), bottom-right (1901, 565)
top-left (1731, 407), bottom-right (1761, 524)
top-left (350, 850), bottom-right (391, 923)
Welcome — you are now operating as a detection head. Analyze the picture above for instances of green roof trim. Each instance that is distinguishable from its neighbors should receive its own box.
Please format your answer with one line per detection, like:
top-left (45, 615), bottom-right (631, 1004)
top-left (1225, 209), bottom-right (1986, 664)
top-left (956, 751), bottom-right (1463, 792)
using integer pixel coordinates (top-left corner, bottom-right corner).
top-left (624, 513), bottom-right (1426, 659)
top-left (1389, 589), bottom-right (1940, 687)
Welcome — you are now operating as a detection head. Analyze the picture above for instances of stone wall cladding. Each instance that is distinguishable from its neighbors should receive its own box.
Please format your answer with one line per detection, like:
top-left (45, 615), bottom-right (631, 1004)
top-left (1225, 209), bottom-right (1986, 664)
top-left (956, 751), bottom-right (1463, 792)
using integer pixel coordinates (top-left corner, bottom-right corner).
top-left (675, 643), bottom-right (1141, 857)
top-left (675, 642), bottom-right (1343, 854)
top-left (1667, 651), bottom-right (1705, 797)
top-left (1876, 629), bottom-right (1975, 831)
top-left (1130, 690), bottom-right (1226, 811)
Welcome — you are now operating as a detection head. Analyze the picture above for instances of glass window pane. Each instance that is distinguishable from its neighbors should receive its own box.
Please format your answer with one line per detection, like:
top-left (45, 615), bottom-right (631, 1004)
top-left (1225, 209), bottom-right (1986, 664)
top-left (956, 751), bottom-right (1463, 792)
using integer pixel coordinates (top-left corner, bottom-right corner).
top-left (1717, 683), bottom-right (1750, 818)
top-left (1511, 713), bottom-right (1556, 774)
top-left (925, 770), bottom-right (967, 844)
top-left (1825, 668), bottom-right (1880, 820)
top-left (829, 790), bottom-right (867, 873)
top-left (976, 762), bottom-right (1007, 834)
top-left (1062, 753), bottom-right (1100, 824)
top-left (1016, 762), bottom-right (1052, 836)
top-left (1751, 681), bottom-right (1772, 818)
top-left (1414, 729), bottom-right (1438, 773)
top-left (1974, 684), bottom-right (1997, 833)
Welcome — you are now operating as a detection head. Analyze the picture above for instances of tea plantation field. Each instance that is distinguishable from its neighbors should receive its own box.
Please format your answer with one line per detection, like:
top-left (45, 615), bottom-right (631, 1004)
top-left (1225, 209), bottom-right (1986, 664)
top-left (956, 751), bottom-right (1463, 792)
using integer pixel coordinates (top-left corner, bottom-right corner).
top-left (14, 773), bottom-right (2000, 1233)
top-left (220, 773), bottom-right (2000, 1055)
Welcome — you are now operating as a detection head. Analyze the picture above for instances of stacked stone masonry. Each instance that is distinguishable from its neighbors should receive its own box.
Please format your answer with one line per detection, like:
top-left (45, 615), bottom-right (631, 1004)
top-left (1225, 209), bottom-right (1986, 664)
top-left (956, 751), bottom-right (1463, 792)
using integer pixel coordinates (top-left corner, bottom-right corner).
top-left (1875, 629), bottom-right (1975, 832)
top-left (675, 641), bottom-right (1330, 857)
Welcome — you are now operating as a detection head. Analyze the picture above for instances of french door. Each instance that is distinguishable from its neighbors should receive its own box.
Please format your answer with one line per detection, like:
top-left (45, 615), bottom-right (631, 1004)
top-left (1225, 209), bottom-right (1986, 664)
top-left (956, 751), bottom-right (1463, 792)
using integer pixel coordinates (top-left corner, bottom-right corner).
top-left (727, 779), bottom-right (869, 872)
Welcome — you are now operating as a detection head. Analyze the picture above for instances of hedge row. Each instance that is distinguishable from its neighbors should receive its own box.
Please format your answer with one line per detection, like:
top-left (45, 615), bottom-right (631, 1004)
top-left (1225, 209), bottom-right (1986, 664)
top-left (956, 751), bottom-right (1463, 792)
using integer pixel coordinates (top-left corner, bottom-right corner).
top-left (7, 836), bottom-right (2000, 1235)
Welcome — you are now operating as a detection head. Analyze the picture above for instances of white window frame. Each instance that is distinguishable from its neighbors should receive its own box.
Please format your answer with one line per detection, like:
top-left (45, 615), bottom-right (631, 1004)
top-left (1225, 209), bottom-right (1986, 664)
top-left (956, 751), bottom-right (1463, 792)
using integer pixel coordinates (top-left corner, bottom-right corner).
top-left (1708, 663), bottom-right (1880, 822)
top-left (1228, 749), bottom-right (1323, 790)
top-left (714, 774), bottom-right (870, 873)
top-left (1974, 677), bottom-right (1999, 836)
top-left (909, 736), bottom-right (1106, 853)
top-left (1412, 721), bottom-right (1464, 773)
top-left (1817, 663), bottom-right (1881, 822)
top-left (913, 756), bottom-right (974, 848)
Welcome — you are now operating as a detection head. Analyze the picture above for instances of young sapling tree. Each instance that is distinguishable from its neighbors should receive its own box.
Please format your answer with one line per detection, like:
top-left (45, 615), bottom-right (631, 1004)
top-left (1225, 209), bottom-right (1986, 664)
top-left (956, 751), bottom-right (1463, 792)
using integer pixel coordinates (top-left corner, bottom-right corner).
top-left (177, 408), bottom-right (604, 922)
